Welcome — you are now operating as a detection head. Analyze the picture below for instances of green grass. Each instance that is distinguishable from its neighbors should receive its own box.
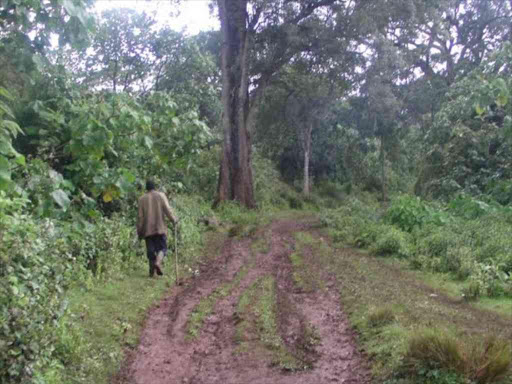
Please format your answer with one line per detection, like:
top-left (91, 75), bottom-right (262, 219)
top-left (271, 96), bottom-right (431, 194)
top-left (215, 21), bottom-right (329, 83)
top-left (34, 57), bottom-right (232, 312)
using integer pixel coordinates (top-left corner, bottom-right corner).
top-left (186, 264), bottom-right (250, 339)
top-left (57, 230), bottom-right (228, 384)
top-left (235, 275), bottom-right (306, 371)
top-left (60, 268), bottom-right (172, 384)
top-left (382, 258), bottom-right (512, 318)
top-left (294, 231), bottom-right (316, 246)
top-left (289, 232), bottom-right (331, 292)
top-left (475, 297), bottom-right (512, 318)
top-left (304, 231), bottom-right (512, 383)
top-left (288, 251), bottom-right (322, 292)
top-left (251, 230), bottom-right (272, 255)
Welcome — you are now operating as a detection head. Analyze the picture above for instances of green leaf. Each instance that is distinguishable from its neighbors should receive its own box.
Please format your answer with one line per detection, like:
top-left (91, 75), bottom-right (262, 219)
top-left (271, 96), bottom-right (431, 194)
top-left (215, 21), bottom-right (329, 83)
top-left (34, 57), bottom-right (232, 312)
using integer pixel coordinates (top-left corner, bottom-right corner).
top-left (144, 136), bottom-right (153, 149)
top-left (496, 92), bottom-right (509, 108)
top-left (51, 189), bottom-right (71, 211)
top-left (0, 140), bottom-right (14, 155)
top-left (122, 169), bottom-right (136, 183)
top-left (2, 120), bottom-right (23, 136)
top-left (0, 155), bottom-right (11, 186)
top-left (32, 54), bottom-right (46, 71)
top-left (103, 189), bottom-right (113, 203)
top-left (0, 101), bottom-right (14, 119)
top-left (0, 87), bottom-right (13, 101)
top-left (15, 155), bottom-right (25, 166)
top-left (474, 104), bottom-right (485, 116)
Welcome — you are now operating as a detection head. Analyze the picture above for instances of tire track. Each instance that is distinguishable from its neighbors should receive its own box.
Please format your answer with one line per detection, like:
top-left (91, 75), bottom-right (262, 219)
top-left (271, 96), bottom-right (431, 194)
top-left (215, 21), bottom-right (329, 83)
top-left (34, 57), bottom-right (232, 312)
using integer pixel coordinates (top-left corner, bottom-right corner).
top-left (115, 219), bottom-right (370, 384)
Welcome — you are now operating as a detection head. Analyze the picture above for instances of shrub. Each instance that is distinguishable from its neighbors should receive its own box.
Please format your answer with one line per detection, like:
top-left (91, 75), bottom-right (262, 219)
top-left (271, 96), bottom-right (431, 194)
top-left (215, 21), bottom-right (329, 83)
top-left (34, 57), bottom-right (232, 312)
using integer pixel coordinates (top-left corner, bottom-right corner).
top-left (447, 195), bottom-right (496, 220)
top-left (0, 209), bottom-right (73, 383)
top-left (385, 195), bottom-right (447, 232)
top-left (448, 247), bottom-right (475, 279)
top-left (416, 230), bottom-right (454, 259)
top-left (288, 195), bottom-right (304, 209)
top-left (315, 181), bottom-right (346, 201)
top-left (462, 281), bottom-right (482, 301)
top-left (469, 262), bottom-right (511, 298)
top-left (371, 226), bottom-right (413, 258)
top-left (466, 336), bottom-right (511, 384)
top-left (413, 230), bottom-right (466, 274)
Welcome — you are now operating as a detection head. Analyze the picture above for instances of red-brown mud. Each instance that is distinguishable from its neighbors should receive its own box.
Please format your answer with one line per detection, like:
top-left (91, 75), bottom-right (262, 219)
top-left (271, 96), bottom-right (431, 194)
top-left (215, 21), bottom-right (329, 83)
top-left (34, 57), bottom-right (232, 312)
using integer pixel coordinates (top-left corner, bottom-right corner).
top-left (114, 219), bottom-right (370, 384)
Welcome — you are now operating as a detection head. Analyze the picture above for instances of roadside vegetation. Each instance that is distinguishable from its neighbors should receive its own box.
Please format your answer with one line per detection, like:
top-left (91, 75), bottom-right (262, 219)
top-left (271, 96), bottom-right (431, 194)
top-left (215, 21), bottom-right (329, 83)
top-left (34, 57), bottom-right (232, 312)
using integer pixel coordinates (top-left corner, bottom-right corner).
top-left (321, 193), bottom-right (512, 301)
top-left (318, 190), bottom-right (512, 384)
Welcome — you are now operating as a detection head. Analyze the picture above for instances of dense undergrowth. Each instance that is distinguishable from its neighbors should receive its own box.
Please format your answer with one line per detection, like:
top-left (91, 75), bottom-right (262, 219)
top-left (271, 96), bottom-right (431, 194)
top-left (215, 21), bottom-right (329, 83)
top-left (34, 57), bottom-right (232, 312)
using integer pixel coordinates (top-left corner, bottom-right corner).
top-left (321, 192), bottom-right (512, 300)
top-left (0, 190), bottom-right (212, 383)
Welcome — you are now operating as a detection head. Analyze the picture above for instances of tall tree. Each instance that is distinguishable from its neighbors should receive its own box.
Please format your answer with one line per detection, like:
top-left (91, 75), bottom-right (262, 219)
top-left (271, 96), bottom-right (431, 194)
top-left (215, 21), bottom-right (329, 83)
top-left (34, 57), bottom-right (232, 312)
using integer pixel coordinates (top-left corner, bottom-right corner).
top-left (215, 0), bottom-right (355, 207)
top-left (84, 9), bottom-right (157, 92)
top-left (264, 65), bottom-right (341, 196)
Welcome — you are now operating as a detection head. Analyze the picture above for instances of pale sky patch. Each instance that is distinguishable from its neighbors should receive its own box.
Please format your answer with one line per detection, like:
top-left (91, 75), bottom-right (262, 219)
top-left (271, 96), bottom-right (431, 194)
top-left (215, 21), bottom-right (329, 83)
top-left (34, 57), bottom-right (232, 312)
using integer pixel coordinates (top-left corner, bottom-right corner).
top-left (93, 0), bottom-right (219, 35)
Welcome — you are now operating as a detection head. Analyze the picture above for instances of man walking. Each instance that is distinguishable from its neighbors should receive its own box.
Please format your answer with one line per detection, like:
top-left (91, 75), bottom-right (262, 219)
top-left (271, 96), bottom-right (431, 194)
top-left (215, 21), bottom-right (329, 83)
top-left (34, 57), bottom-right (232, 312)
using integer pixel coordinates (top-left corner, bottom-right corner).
top-left (137, 180), bottom-right (178, 277)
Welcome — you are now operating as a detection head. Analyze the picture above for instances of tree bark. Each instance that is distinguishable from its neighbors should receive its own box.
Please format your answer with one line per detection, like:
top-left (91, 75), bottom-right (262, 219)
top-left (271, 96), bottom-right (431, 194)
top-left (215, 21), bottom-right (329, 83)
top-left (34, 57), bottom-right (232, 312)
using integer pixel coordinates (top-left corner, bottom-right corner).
top-left (376, 116), bottom-right (387, 202)
top-left (302, 121), bottom-right (313, 196)
top-left (380, 138), bottom-right (386, 201)
top-left (215, 0), bottom-right (256, 208)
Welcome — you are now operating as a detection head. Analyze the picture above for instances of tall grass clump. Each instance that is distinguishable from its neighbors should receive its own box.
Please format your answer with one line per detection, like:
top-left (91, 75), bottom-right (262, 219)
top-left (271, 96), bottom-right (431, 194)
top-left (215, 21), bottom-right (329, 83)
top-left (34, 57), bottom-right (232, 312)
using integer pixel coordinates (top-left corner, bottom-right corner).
top-left (367, 307), bottom-right (395, 328)
top-left (405, 329), bottom-right (511, 384)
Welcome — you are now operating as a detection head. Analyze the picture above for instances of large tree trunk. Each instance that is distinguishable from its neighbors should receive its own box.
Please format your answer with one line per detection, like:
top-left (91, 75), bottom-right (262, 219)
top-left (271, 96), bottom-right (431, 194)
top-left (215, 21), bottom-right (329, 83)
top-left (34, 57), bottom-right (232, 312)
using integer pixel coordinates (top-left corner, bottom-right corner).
top-left (215, 0), bottom-right (255, 208)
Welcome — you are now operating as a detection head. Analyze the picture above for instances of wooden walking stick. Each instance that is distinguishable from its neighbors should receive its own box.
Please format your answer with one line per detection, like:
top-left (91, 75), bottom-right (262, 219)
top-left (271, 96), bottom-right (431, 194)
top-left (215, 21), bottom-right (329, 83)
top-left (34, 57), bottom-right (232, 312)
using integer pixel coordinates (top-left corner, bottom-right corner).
top-left (174, 222), bottom-right (180, 285)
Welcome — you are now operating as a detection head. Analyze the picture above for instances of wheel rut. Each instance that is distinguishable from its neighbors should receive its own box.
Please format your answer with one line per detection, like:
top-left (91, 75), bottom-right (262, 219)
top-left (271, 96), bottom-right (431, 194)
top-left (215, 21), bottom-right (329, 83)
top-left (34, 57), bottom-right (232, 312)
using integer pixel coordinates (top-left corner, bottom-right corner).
top-left (114, 219), bottom-right (370, 384)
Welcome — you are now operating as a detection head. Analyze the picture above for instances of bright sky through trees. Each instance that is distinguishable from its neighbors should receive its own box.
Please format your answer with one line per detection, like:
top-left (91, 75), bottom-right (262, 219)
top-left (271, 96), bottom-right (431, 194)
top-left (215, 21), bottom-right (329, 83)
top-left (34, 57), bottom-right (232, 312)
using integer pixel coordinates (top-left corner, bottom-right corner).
top-left (93, 0), bottom-right (219, 35)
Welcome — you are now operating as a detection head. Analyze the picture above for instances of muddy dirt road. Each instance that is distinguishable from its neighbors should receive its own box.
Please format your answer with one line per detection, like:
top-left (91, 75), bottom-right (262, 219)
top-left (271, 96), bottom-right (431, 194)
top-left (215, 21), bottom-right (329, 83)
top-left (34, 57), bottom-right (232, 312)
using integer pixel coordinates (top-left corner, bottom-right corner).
top-left (115, 219), bottom-right (370, 384)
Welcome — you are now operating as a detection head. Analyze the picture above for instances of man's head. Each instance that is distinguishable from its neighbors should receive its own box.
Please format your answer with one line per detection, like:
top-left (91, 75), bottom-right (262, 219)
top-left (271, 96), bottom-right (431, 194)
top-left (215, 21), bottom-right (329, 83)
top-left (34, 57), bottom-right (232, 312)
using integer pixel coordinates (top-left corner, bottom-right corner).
top-left (146, 179), bottom-right (156, 191)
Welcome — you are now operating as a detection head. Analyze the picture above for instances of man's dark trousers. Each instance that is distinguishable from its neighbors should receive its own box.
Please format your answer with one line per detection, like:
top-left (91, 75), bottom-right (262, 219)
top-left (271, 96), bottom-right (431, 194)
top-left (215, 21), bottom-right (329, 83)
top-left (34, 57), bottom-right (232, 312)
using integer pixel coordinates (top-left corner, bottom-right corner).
top-left (145, 234), bottom-right (167, 277)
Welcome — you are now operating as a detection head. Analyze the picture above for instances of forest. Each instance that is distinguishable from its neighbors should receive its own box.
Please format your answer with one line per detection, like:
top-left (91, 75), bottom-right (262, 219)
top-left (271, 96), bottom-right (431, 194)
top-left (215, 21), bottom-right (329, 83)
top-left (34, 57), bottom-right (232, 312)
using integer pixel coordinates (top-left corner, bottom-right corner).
top-left (1, 0), bottom-right (512, 383)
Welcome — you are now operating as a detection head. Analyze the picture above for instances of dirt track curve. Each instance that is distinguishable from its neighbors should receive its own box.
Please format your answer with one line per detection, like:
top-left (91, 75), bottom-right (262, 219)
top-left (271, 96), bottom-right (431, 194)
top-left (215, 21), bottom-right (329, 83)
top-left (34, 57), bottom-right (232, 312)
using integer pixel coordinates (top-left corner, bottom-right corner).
top-left (115, 219), bottom-right (370, 384)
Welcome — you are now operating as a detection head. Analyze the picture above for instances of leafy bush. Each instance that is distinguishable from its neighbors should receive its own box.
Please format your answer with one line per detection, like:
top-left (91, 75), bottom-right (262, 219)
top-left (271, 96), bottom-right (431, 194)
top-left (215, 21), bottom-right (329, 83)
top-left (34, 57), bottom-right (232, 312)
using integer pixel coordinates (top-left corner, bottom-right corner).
top-left (287, 195), bottom-right (304, 209)
top-left (172, 194), bottom-right (213, 263)
top-left (0, 201), bottom-right (73, 382)
top-left (371, 226), bottom-right (413, 258)
top-left (315, 180), bottom-right (346, 201)
top-left (253, 152), bottom-right (296, 210)
top-left (486, 179), bottom-right (512, 206)
top-left (416, 229), bottom-right (454, 259)
top-left (447, 195), bottom-right (496, 220)
top-left (320, 196), bottom-right (381, 247)
top-left (468, 262), bottom-right (512, 298)
top-left (385, 195), bottom-right (447, 232)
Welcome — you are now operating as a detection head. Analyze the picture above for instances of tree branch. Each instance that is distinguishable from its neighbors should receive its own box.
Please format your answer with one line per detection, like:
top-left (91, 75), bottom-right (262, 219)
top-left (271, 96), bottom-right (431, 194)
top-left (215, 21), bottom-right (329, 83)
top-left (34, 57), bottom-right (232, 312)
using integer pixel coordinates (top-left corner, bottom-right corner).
top-left (289, 0), bottom-right (339, 26)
